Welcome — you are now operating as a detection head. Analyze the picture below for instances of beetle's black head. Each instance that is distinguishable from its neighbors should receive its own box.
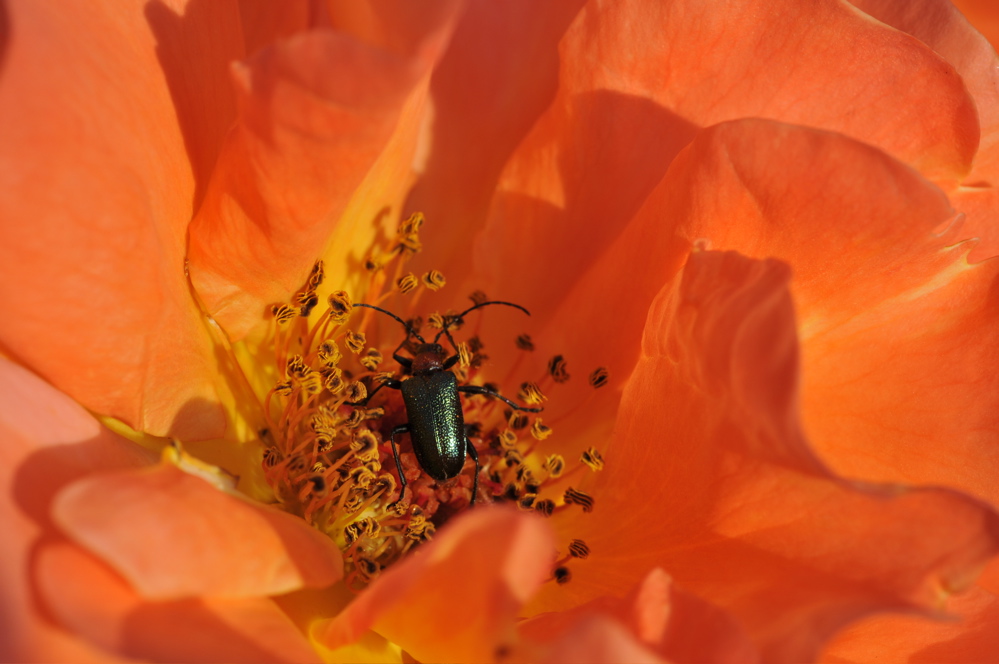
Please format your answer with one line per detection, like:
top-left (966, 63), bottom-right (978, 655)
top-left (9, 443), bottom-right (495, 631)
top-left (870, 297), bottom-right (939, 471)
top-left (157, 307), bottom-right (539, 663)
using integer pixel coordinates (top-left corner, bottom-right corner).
top-left (411, 343), bottom-right (446, 374)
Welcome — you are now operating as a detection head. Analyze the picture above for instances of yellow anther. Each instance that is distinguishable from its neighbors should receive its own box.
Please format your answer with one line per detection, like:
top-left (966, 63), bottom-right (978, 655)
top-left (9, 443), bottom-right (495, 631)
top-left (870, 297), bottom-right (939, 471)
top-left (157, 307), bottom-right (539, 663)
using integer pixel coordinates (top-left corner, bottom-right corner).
top-left (345, 381), bottom-right (367, 404)
top-left (518, 382), bottom-right (547, 405)
top-left (271, 304), bottom-right (297, 325)
top-left (286, 355), bottom-right (308, 378)
top-left (323, 368), bottom-right (346, 394)
top-left (457, 342), bottom-right (472, 368)
top-left (317, 340), bottom-right (342, 367)
top-left (361, 348), bottom-right (383, 371)
top-left (296, 290), bottom-right (319, 317)
top-left (345, 330), bottom-right (366, 354)
top-left (397, 212), bottom-right (424, 253)
top-left (306, 260), bottom-right (325, 291)
top-left (422, 270), bottom-right (446, 291)
top-left (508, 412), bottom-right (529, 430)
top-left (544, 454), bottom-right (565, 478)
top-left (274, 381), bottom-right (293, 397)
top-left (328, 291), bottom-right (352, 322)
top-left (499, 429), bottom-right (518, 449)
top-left (589, 367), bottom-right (610, 389)
top-left (350, 430), bottom-right (380, 462)
top-left (397, 273), bottom-right (419, 294)
top-left (580, 447), bottom-right (605, 472)
top-left (427, 312), bottom-right (445, 330)
top-left (299, 370), bottom-right (323, 395)
top-left (530, 418), bottom-right (552, 441)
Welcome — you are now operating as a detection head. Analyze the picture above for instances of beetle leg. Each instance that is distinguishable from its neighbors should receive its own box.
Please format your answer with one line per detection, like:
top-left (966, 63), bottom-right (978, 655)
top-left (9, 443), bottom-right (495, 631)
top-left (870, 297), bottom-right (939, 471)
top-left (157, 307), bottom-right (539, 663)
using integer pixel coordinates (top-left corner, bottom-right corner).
top-left (389, 423), bottom-right (409, 502)
top-left (345, 377), bottom-right (402, 407)
top-left (466, 438), bottom-right (480, 507)
top-left (457, 384), bottom-right (543, 413)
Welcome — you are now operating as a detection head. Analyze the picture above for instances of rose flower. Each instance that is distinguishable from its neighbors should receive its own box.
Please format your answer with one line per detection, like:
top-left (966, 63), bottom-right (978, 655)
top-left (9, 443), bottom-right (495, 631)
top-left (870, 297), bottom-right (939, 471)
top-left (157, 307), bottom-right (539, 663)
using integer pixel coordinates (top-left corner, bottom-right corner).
top-left (2, 1), bottom-right (999, 663)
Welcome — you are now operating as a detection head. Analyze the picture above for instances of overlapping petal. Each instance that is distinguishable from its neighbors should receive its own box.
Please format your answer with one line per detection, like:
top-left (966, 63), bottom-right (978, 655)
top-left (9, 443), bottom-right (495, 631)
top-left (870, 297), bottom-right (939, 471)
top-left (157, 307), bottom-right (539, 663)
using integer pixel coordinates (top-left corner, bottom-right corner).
top-left (314, 507), bottom-right (554, 663)
top-left (188, 0), bottom-right (462, 339)
top-left (0, 0), bottom-right (247, 438)
top-left (53, 463), bottom-right (343, 599)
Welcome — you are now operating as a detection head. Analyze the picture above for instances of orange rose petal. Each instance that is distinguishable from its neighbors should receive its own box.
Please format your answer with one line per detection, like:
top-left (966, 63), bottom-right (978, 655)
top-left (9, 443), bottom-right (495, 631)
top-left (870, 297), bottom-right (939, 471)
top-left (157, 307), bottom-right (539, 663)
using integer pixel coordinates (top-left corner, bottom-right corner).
top-left (0, 1), bottom-right (246, 438)
top-left (952, 184), bottom-right (999, 262)
top-left (403, 0), bottom-right (586, 282)
top-left (0, 358), bottom-right (152, 662)
top-left (819, 584), bottom-right (999, 664)
top-left (52, 463), bottom-right (343, 599)
top-left (544, 250), bottom-right (999, 663)
top-left (851, 0), bottom-right (999, 185)
top-left (952, 0), bottom-right (999, 54)
top-left (528, 615), bottom-right (666, 664)
top-left (37, 541), bottom-right (320, 663)
top-left (237, 0), bottom-right (311, 56)
top-left (521, 569), bottom-right (758, 664)
top-left (188, 2), bottom-right (462, 339)
top-left (314, 507), bottom-right (554, 663)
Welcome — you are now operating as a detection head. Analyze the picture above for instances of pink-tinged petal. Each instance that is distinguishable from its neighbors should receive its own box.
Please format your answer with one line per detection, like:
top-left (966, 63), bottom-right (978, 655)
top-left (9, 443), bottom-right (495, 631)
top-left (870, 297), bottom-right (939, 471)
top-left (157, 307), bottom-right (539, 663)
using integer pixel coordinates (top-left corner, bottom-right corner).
top-left (0, 1), bottom-right (246, 438)
top-left (52, 463), bottom-right (343, 599)
top-left (403, 0), bottom-right (586, 282)
top-left (0, 358), bottom-right (152, 662)
top-left (819, 584), bottom-right (999, 664)
top-left (535, 250), bottom-right (999, 663)
top-left (37, 541), bottom-right (320, 663)
top-left (850, 0), bottom-right (999, 184)
top-left (521, 569), bottom-right (758, 664)
top-left (314, 507), bottom-right (554, 663)
top-left (187, 2), bottom-right (462, 340)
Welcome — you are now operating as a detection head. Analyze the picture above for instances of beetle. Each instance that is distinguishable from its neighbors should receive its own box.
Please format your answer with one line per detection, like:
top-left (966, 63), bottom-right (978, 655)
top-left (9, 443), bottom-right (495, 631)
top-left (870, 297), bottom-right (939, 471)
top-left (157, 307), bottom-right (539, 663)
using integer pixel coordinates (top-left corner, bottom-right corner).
top-left (349, 300), bottom-right (542, 505)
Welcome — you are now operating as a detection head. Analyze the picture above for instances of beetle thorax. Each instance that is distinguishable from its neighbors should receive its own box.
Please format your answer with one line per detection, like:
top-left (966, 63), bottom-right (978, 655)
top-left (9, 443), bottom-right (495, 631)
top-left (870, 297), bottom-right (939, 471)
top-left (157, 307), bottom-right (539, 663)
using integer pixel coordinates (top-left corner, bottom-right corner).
top-left (411, 343), bottom-right (446, 374)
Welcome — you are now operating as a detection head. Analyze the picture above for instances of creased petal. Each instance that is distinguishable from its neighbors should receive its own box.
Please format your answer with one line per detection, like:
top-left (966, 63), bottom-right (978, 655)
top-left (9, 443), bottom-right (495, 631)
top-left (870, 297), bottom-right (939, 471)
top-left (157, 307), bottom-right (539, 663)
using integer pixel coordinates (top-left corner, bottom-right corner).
top-left (314, 507), bottom-right (554, 663)
top-left (521, 569), bottom-right (758, 664)
top-left (37, 541), bottom-right (320, 664)
top-left (537, 250), bottom-right (999, 663)
top-left (850, 0), bottom-right (999, 184)
top-left (52, 463), bottom-right (343, 599)
top-left (188, 1), bottom-right (462, 339)
top-left (0, 0), bottom-right (246, 438)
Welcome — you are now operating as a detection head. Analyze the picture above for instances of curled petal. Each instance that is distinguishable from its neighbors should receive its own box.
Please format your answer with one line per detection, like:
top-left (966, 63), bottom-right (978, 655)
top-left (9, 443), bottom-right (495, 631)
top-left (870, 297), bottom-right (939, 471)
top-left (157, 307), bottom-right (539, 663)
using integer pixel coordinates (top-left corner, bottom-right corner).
top-left (53, 464), bottom-right (343, 599)
top-left (36, 541), bottom-right (320, 663)
top-left (314, 507), bottom-right (554, 663)
top-left (188, 1), bottom-right (462, 339)
top-left (545, 250), bottom-right (999, 663)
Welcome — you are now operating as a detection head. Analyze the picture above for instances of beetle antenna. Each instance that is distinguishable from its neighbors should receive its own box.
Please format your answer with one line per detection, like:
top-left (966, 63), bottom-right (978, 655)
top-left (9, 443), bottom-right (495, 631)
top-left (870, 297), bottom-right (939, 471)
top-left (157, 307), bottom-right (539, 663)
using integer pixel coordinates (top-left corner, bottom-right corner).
top-left (353, 303), bottom-right (426, 343)
top-left (433, 300), bottom-right (530, 343)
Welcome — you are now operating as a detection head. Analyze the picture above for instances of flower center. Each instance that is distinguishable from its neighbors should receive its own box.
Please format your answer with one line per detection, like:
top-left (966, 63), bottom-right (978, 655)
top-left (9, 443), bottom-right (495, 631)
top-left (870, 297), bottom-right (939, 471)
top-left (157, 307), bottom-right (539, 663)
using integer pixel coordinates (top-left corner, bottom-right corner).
top-left (254, 214), bottom-right (606, 589)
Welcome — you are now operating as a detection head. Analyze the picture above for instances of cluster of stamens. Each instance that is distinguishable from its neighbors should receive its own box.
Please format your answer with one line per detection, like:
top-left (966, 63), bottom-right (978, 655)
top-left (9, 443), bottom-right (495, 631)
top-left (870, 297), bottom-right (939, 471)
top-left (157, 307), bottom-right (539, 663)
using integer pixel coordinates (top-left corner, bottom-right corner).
top-left (258, 213), bottom-right (610, 589)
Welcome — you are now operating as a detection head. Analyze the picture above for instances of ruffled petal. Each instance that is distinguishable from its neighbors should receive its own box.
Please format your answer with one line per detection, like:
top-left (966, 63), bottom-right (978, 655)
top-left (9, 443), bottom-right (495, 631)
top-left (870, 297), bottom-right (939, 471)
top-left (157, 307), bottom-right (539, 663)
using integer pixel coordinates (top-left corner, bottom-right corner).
top-left (0, 1), bottom-right (246, 437)
top-left (37, 541), bottom-right (320, 663)
top-left (0, 357), bottom-right (152, 661)
top-left (52, 463), bottom-right (343, 599)
top-left (534, 249), bottom-right (999, 663)
top-left (951, 0), bottom-right (999, 53)
top-left (850, 0), bottom-right (999, 184)
top-left (314, 507), bottom-right (554, 663)
top-left (521, 569), bottom-right (758, 664)
top-left (187, 1), bottom-right (463, 339)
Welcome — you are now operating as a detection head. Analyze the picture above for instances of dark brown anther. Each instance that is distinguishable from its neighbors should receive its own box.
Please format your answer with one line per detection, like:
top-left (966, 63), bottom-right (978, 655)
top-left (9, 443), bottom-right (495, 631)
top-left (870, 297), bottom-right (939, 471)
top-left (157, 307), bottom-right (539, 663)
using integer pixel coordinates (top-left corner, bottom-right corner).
top-left (469, 290), bottom-right (488, 306)
top-left (548, 355), bottom-right (570, 383)
top-left (297, 291), bottom-right (319, 317)
top-left (554, 566), bottom-right (572, 584)
top-left (515, 334), bottom-right (535, 351)
top-left (345, 330), bottom-right (366, 354)
top-left (508, 412), bottom-right (529, 430)
top-left (328, 291), bottom-right (352, 322)
top-left (568, 539), bottom-right (590, 559)
top-left (518, 495), bottom-right (536, 510)
top-left (535, 499), bottom-right (555, 517)
top-left (563, 487), bottom-right (595, 513)
top-left (271, 303), bottom-right (297, 324)
top-left (581, 447), bottom-right (605, 472)
top-left (589, 367), bottom-right (610, 389)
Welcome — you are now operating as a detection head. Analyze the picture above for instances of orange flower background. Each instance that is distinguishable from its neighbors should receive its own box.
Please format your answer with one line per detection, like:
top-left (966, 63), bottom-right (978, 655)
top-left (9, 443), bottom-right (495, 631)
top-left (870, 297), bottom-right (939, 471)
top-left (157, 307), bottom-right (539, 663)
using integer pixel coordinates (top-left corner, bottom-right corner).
top-left (2, 0), bottom-right (999, 662)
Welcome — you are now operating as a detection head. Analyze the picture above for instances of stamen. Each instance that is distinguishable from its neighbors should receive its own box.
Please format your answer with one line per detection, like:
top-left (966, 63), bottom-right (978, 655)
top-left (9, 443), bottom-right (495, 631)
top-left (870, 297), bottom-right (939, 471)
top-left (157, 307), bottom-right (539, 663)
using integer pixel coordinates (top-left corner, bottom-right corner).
top-left (563, 487), bottom-right (595, 513)
top-left (580, 447), bottom-right (605, 472)
top-left (530, 418), bottom-right (552, 441)
top-left (548, 355), bottom-right (570, 383)
top-left (345, 331), bottom-right (366, 354)
top-left (271, 304), bottom-right (297, 325)
top-left (396, 273), bottom-right (418, 294)
top-left (515, 334), bottom-right (535, 351)
top-left (422, 270), bottom-right (447, 291)
top-left (589, 367), bottom-right (610, 389)
top-left (553, 566), bottom-right (572, 584)
top-left (544, 454), bottom-right (565, 478)
top-left (518, 382), bottom-right (547, 405)
top-left (568, 539), bottom-right (590, 559)
top-left (469, 290), bottom-right (488, 306)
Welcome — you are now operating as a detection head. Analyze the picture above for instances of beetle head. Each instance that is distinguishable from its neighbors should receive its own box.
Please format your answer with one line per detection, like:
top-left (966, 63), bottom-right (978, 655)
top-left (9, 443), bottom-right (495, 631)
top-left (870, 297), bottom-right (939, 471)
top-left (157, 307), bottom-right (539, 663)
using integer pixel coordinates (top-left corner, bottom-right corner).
top-left (412, 343), bottom-right (446, 373)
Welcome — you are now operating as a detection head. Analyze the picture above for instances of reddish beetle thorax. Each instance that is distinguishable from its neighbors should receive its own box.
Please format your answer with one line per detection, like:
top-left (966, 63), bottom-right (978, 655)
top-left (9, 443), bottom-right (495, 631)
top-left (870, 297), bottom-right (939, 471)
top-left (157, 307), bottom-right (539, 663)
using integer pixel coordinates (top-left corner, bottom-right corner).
top-left (411, 343), bottom-right (446, 374)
